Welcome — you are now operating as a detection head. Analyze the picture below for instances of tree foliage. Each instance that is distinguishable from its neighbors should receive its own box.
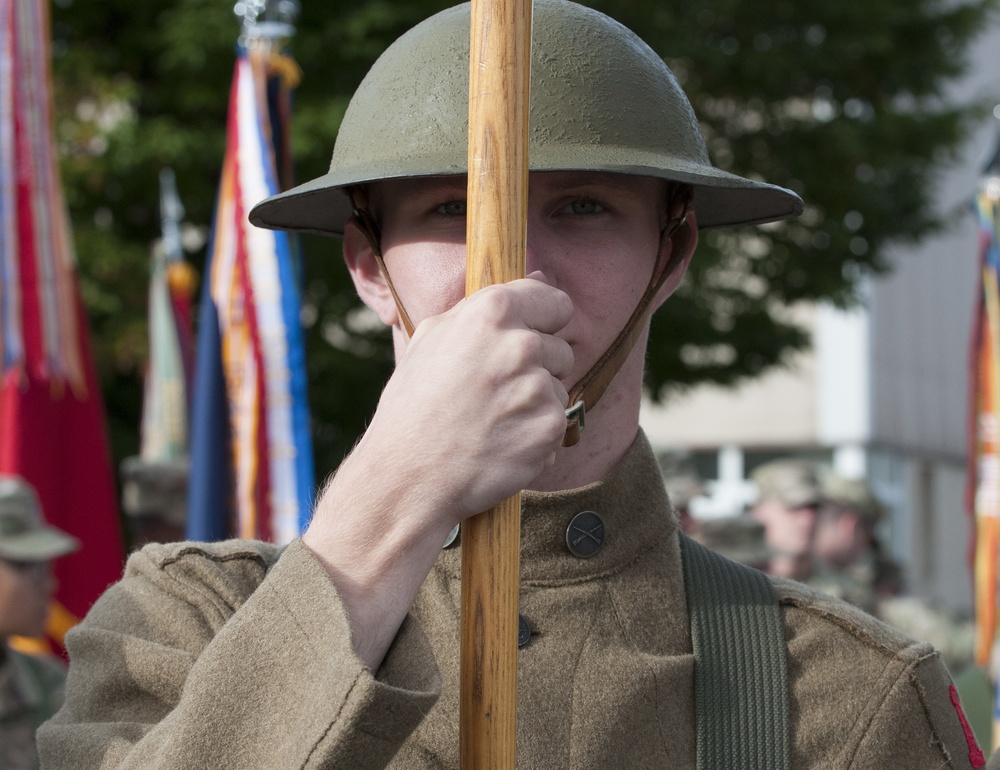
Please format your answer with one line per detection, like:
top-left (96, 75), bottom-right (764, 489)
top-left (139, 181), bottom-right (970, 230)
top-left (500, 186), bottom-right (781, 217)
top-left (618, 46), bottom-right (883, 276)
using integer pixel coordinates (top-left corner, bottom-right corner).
top-left (50, 0), bottom-right (998, 477)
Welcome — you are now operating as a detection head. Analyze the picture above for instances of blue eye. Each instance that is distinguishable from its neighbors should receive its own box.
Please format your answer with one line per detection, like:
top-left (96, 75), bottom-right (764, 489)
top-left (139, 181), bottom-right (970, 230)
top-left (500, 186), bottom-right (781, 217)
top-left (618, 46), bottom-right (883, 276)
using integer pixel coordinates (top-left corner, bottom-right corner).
top-left (436, 200), bottom-right (467, 216)
top-left (566, 199), bottom-right (603, 215)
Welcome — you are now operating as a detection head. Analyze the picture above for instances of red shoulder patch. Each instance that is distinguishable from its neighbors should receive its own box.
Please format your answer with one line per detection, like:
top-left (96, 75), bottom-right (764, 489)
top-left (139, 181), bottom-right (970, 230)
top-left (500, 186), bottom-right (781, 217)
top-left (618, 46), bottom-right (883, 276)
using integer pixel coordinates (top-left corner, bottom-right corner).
top-left (950, 684), bottom-right (986, 768)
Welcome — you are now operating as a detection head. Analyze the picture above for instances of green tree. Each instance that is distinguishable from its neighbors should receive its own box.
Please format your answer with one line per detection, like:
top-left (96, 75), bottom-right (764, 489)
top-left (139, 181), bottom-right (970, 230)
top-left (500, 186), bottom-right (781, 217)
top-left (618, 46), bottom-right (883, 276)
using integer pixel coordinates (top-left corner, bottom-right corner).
top-left (50, 0), bottom-right (998, 479)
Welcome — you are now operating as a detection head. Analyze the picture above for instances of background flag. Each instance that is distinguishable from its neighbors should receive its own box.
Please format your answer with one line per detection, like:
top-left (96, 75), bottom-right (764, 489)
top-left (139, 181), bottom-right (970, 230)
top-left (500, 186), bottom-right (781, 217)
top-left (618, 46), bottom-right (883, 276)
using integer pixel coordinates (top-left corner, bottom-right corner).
top-left (118, 168), bottom-right (196, 546)
top-left (186, 36), bottom-right (313, 544)
top-left (968, 150), bottom-right (1000, 750)
top-left (0, 0), bottom-right (124, 650)
top-left (140, 168), bottom-right (195, 465)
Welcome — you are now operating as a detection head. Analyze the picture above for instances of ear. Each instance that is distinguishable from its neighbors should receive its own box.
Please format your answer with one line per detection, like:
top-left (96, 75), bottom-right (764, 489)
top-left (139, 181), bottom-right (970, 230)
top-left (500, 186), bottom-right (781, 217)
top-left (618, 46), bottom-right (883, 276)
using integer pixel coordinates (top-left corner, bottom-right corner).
top-left (653, 209), bottom-right (698, 310)
top-left (343, 219), bottom-right (400, 327)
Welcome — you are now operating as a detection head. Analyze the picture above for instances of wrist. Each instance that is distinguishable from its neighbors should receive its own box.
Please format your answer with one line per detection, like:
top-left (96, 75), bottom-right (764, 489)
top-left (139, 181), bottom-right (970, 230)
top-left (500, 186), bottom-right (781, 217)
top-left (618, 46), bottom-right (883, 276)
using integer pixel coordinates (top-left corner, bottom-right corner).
top-left (302, 449), bottom-right (456, 670)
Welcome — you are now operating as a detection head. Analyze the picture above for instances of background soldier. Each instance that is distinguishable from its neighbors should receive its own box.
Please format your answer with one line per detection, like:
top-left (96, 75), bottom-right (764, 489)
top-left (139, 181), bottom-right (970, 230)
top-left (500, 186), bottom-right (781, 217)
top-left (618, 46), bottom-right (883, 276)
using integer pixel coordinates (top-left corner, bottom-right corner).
top-left (0, 476), bottom-right (79, 770)
top-left (749, 459), bottom-right (822, 581)
top-left (815, 474), bottom-right (901, 595)
top-left (658, 452), bottom-right (705, 534)
top-left (691, 515), bottom-right (771, 572)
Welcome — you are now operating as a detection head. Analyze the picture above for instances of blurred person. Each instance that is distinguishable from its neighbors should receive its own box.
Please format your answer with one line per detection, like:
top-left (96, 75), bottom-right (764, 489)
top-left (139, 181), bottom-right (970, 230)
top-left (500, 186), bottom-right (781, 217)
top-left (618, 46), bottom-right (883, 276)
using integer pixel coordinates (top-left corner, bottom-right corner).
top-left (816, 475), bottom-right (973, 670)
top-left (690, 515), bottom-right (771, 572)
top-left (119, 458), bottom-right (188, 547)
top-left (657, 453), bottom-right (705, 535)
top-left (807, 474), bottom-right (888, 614)
top-left (749, 459), bottom-right (822, 581)
top-left (814, 474), bottom-right (883, 570)
top-left (0, 475), bottom-right (79, 770)
top-left (815, 474), bottom-right (901, 594)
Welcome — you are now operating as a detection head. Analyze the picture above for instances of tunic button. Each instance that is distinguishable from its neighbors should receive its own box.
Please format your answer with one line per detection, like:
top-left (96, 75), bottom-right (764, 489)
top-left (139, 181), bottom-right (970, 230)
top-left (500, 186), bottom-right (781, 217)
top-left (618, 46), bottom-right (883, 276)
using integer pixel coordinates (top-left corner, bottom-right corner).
top-left (443, 524), bottom-right (460, 549)
top-left (518, 614), bottom-right (531, 648)
top-left (565, 510), bottom-right (605, 558)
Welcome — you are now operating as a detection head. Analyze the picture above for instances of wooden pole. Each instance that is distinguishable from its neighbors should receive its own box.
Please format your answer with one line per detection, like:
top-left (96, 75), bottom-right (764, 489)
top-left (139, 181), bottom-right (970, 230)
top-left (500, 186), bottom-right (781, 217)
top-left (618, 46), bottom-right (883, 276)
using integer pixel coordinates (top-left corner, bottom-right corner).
top-left (460, 0), bottom-right (532, 767)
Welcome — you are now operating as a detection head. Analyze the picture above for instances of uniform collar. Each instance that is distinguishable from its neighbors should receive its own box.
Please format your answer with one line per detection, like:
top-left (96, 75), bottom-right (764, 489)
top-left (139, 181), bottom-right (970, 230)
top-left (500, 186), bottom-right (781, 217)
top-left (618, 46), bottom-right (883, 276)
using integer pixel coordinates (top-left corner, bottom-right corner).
top-left (437, 430), bottom-right (678, 585)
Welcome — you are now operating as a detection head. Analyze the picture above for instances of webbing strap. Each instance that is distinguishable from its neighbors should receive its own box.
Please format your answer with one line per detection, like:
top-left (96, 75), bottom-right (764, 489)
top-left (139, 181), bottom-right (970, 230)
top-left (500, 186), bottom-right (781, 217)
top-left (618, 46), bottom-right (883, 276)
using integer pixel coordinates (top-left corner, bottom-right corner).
top-left (679, 534), bottom-right (790, 770)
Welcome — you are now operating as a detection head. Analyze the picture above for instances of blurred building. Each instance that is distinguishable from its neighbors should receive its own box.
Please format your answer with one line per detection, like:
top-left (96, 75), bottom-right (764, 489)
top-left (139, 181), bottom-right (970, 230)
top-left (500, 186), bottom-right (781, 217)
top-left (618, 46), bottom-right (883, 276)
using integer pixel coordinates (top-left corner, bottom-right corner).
top-left (641, 21), bottom-right (1000, 614)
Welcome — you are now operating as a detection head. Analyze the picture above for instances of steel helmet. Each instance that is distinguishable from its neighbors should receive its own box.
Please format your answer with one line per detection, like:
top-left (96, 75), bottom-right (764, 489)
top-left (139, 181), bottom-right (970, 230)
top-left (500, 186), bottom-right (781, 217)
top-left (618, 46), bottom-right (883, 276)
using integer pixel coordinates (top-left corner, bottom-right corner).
top-left (0, 475), bottom-right (79, 561)
top-left (249, 0), bottom-right (802, 235)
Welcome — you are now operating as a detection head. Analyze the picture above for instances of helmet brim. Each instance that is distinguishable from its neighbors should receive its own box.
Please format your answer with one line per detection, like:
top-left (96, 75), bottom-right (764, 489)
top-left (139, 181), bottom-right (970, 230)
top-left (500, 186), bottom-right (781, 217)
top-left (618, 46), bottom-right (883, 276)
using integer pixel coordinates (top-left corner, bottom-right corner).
top-left (249, 162), bottom-right (802, 237)
top-left (0, 526), bottom-right (80, 561)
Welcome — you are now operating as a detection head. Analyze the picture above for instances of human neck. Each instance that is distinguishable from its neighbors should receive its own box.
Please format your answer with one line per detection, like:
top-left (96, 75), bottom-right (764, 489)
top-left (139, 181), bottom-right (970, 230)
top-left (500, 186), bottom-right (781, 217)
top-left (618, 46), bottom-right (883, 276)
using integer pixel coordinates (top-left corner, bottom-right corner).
top-left (528, 376), bottom-right (642, 492)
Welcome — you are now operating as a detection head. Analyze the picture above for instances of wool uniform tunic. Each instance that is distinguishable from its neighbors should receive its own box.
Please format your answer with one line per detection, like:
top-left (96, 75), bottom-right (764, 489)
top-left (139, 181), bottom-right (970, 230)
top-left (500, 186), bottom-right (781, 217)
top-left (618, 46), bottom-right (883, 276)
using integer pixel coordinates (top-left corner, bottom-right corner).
top-left (38, 433), bottom-right (984, 769)
top-left (0, 646), bottom-right (67, 770)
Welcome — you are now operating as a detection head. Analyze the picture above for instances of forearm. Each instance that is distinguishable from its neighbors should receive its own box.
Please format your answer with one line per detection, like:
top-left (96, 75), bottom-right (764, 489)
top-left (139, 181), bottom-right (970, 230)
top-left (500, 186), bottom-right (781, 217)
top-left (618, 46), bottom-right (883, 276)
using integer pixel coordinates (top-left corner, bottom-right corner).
top-left (303, 437), bottom-right (459, 671)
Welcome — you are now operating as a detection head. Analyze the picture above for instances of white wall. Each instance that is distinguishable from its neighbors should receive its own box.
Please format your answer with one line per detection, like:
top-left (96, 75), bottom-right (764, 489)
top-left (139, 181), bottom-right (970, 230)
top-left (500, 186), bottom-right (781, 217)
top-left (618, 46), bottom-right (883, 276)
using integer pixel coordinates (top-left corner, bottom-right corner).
top-left (864, 20), bottom-right (1000, 611)
top-left (816, 297), bottom-right (870, 447)
top-left (869, 22), bottom-right (1000, 459)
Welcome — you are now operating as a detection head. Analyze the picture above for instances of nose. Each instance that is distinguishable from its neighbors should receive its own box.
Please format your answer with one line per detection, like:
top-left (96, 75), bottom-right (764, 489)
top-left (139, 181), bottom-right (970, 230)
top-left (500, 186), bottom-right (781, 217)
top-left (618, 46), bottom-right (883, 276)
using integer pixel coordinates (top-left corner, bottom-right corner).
top-left (524, 217), bottom-right (552, 280)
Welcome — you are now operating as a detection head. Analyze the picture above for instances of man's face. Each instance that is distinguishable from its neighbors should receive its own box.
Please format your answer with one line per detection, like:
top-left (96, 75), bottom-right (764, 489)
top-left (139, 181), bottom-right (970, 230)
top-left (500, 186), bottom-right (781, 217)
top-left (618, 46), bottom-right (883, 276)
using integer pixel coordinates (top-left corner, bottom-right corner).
top-left (752, 498), bottom-right (819, 558)
top-left (813, 505), bottom-right (867, 566)
top-left (0, 557), bottom-right (54, 640)
top-left (367, 171), bottom-right (682, 385)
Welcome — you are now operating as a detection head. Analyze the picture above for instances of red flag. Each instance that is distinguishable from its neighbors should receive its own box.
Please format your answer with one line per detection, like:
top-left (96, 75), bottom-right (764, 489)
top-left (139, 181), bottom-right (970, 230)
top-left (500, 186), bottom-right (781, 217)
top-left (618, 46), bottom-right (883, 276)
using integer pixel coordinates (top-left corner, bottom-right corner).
top-left (0, 311), bottom-right (124, 644)
top-left (0, 0), bottom-right (124, 651)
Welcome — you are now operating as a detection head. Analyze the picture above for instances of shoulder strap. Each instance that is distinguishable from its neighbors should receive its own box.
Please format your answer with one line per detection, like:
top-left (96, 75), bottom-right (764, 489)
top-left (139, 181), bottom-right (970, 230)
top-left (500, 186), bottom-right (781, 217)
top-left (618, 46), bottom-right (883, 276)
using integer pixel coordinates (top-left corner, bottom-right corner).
top-left (679, 534), bottom-right (790, 770)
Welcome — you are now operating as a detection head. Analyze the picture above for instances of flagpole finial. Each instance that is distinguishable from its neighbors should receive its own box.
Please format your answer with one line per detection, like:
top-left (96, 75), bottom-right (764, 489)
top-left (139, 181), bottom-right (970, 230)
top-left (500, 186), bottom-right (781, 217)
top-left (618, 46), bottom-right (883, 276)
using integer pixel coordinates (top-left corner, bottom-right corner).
top-left (235, 0), bottom-right (300, 48)
top-left (979, 106), bottom-right (1000, 200)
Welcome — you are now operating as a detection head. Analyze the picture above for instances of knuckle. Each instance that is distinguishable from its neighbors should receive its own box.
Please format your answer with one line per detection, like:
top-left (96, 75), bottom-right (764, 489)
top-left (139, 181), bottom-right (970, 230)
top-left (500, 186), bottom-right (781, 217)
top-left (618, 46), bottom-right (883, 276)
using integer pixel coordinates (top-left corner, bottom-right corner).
top-left (472, 286), bottom-right (515, 326)
top-left (540, 405), bottom-right (568, 446)
top-left (512, 330), bottom-right (544, 367)
top-left (523, 371), bottom-right (555, 403)
top-left (552, 288), bottom-right (574, 321)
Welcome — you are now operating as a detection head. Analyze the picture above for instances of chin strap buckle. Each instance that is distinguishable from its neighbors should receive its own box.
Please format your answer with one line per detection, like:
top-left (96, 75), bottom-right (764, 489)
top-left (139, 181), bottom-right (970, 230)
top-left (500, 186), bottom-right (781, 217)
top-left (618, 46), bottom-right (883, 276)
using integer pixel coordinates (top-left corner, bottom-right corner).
top-left (564, 399), bottom-right (586, 447)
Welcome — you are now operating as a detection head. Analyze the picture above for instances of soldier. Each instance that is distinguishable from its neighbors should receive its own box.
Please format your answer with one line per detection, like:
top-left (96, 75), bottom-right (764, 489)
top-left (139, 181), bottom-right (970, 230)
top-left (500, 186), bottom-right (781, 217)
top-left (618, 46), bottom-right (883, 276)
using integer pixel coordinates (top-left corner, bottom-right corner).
top-left (814, 474), bottom-right (884, 572)
top-left (817, 474), bottom-right (902, 589)
top-left (40, 2), bottom-right (987, 768)
top-left (809, 474), bottom-right (894, 613)
top-left (815, 476), bottom-right (975, 670)
top-left (690, 515), bottom-right (771, 572)
top-left (0, 476), bottom-right (79, 770)
top-left (749, 459), bottom-right (823, 581)
top-left (657, 452), bottom-right (705, 534)
top-left (752, 466), bottom-right (881, 614)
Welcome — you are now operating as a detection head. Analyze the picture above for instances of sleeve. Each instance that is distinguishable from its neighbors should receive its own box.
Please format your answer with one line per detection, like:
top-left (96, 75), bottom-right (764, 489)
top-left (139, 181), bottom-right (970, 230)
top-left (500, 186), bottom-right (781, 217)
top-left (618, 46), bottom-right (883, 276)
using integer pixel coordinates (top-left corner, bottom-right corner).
top-left (37, 539), bottom-right (441, 770)
top-left (848, 649), bottom-right (987, 770)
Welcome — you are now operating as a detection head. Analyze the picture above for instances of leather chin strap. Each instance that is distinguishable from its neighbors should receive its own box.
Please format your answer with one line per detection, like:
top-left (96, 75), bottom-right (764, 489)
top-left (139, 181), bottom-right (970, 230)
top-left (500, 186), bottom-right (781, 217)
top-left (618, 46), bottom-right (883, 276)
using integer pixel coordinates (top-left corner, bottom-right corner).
top-left (562, 185), bottom-right (693, 446)
top-left (349, 184), bottom-right (693, 448)
top-left (349, 187), bottom-right (417, 337)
